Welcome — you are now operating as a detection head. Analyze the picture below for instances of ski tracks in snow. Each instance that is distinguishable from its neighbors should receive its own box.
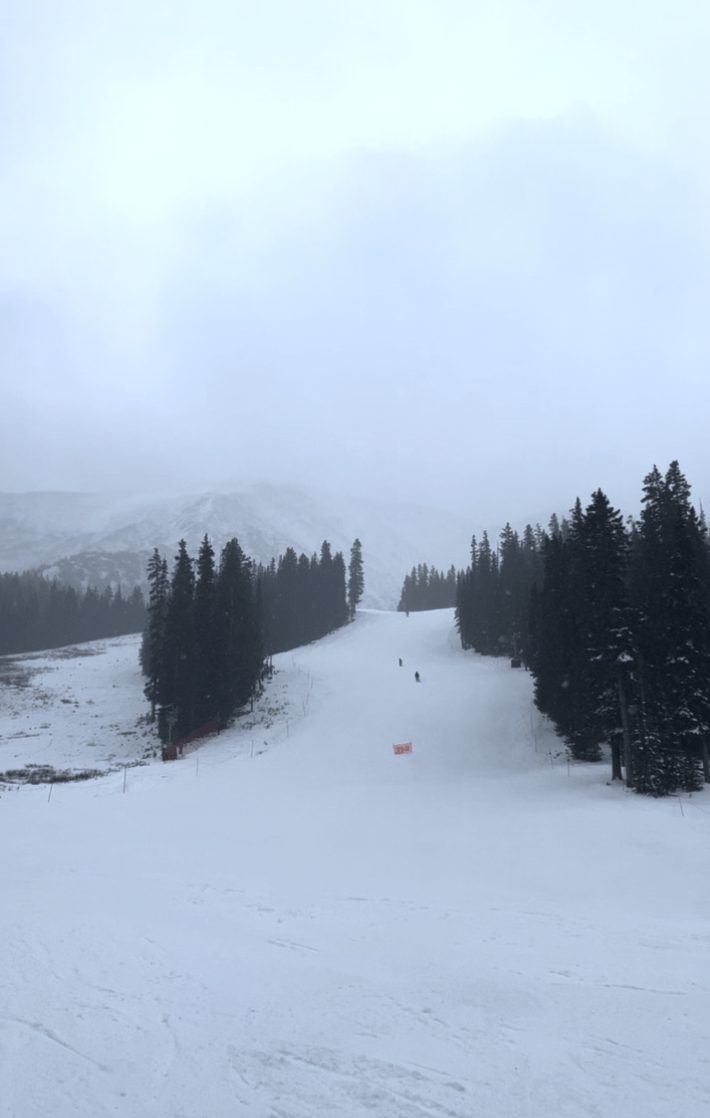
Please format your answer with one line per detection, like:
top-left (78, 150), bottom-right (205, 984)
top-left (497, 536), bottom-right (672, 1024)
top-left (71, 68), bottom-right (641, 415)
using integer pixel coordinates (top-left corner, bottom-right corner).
top-left (227, 1043), bottom-right (472, 1118)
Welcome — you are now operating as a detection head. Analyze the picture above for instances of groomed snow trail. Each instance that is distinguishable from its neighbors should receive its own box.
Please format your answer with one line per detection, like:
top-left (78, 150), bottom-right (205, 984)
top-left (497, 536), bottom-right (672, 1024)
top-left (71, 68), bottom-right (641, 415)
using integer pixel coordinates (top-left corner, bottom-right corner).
top-left (2, 609), bottom-right (709, 1117)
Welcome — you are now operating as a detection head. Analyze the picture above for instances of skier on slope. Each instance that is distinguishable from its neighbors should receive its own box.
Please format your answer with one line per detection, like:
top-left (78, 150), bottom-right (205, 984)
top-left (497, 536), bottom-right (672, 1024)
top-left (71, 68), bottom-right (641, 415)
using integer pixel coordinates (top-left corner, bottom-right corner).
top-left (415, 671), bottom-right (420, 683)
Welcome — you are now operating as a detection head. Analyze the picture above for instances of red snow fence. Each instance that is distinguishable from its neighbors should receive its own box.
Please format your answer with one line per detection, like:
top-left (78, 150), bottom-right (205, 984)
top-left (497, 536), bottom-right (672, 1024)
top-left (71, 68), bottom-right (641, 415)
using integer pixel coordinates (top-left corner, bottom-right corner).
top-left (162, 719), bottom-right (221, 761)
top-left (393, 742), bottom-right (413, 755)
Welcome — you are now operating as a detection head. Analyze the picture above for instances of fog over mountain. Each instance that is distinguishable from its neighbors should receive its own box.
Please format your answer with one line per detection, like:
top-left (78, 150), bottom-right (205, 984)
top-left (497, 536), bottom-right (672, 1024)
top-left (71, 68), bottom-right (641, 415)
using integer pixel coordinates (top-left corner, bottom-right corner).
top-left (0, 486), bottom-right (481, 609)
top-left (2, 3), bottom-right (710, 522)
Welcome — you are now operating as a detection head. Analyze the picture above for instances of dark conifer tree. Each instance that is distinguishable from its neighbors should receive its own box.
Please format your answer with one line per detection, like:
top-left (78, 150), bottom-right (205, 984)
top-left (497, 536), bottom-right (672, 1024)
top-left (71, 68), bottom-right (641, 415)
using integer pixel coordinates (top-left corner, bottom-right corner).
top-left (297, 552), bottom-right (314, 641)
top-left (214, 539), bottom-right (251, 724)
top-left (578, 490), bottom-right (635, 781)
top-left (561, 498), bottom-right (602, 761)
top-left (318, 540), bottom-right (335, 630)
top-left (455, 537), bottom-right (478, 647)
top-left (399, 567), bottom-right (417, 613)
top-left (142, 548), bottom-right (169, 720)
top-left (347, 538), bottom-right (364, 619)
top-left (331, 549), bottom-right (349, 631)
top-left (273, 547), bottom-right (300, 653)
top-left (142, 532), bottom-right (351, 746)
top-left (474, 532), bottom-right (499, 653)
top-left (257, 540), bottom-right (349, 653)
top-left (528, 463), bottom-right (710, 794)
top-left (630, 462), bottom-right (710, 793)
top-left (400, 563), bottom-right (458, 613)
top-left (257, 558), bottom-right (277, 653)
top-left (193, 535), bottom-right (218, 728)
top-left (0, 570), bottom-right (145, 656)
top-left (316, 540), bottom-right (347, 634)
top-left (533, 499), bottom-right (616, 762)
top-left (533, 530), bottom-right (576, 736)
top-left (160, 540), bottom-right (195, 742)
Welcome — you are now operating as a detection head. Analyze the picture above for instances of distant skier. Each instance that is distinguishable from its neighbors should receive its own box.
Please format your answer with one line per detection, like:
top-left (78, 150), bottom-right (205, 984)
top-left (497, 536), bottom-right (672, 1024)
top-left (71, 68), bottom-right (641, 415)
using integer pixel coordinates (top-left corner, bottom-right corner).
top-left (415, 671), bottom-right (420, 683)
top-left (399, 658), bottom-right (403, 667)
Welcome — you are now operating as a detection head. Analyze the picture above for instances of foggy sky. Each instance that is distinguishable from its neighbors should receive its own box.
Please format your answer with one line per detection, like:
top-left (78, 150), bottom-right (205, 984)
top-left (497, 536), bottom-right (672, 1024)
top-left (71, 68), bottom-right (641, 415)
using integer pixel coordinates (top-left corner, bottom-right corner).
top-left (2, 0), bottom-right (710, 527)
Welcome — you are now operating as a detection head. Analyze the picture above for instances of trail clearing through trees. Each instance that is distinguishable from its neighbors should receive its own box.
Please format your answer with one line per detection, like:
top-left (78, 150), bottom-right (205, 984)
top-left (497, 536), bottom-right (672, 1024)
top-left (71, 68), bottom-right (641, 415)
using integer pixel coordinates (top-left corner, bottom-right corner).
top-left (1, 609), bottom-right (709, 1117)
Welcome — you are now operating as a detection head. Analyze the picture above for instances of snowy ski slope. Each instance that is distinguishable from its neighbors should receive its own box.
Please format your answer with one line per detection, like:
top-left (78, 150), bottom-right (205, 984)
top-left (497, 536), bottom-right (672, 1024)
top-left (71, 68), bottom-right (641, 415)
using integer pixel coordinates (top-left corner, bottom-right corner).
top-left (1, 609), bottom-right (709, 1117)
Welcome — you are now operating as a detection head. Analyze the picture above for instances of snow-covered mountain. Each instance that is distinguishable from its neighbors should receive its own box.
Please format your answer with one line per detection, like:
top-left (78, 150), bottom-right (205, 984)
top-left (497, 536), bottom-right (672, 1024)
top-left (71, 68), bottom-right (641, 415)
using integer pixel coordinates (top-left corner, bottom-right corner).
top-left (0, 486), bottom-right (482, 608)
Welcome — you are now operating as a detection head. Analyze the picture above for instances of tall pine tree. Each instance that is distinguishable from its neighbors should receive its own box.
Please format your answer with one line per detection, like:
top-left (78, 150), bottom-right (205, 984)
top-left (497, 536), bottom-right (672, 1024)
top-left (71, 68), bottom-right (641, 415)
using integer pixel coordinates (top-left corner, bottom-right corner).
top-left (347, 538), bottom-right (364, 619)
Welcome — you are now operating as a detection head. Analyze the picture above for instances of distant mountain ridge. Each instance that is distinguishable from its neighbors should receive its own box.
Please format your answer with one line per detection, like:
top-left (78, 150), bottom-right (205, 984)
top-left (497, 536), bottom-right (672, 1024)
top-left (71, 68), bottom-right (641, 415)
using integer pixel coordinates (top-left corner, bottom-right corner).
top-left (0, 486), bottom-right (481, 609)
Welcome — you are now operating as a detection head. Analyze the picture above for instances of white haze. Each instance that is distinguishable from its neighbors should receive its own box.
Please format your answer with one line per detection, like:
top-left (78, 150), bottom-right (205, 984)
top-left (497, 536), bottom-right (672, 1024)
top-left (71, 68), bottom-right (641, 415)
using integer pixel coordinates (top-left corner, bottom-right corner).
top-left (2, 1), bottom-right (710, 523)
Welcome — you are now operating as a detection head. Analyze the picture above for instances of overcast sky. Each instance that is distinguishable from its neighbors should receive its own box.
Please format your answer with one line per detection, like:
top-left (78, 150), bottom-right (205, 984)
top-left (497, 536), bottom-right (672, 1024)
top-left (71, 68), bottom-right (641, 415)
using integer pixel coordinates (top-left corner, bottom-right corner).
top-left (2, 0), bottom-right (710, 525)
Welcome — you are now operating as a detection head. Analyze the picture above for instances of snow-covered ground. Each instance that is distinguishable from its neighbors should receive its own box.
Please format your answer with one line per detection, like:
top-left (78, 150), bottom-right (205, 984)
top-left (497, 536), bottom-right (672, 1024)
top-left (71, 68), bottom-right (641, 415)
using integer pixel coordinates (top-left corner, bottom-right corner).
top-left (0, 636), bottom-right (154, 777)
top-left (1, 609), bottom-right (709, 1117)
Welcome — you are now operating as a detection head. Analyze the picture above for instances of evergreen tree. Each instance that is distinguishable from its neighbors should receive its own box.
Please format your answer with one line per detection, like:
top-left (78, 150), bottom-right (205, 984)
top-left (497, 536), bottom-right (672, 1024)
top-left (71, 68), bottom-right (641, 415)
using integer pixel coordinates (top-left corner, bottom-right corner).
top-left (561, 497), bottom-right (603, 761)
top-left (318, 540), bottom-right (335, 631)
top-left (529, 463), bottom-right (710, 794)
top-left (347, 538), bottom-right (364, 619)
top-left (160, 540), bottom-right (195, 742)
top-left (578, 490), bottom-right (635, 780)
top-left (142, 549), bottom-right (169, 720)
top-left (273, 547), bottom-right (300, 652)
top-left (193, 535), bottom-right (218, 728)
top-left (630, 462), bottom-right (710, 793)
top-left (532, 497), bottom-right (623, 763)
top-left (474, 532), bottom-right (499, 653)
top-left (401, 563), bottom-right (458, 613)
top-left (0, 570), bottom-right (145, 657)
top-left (331, 549), bottom-right (349, 631)
top-left (214, 538), bottom-right (263, 724)
top-left (533, 530), bottom-right (578, 738)
top-left (399, 567), bottom-right (418, 613)
top-left (255, 540), bottom-right (349, 655)
top-left (455, 537), bottom-right (478, 647)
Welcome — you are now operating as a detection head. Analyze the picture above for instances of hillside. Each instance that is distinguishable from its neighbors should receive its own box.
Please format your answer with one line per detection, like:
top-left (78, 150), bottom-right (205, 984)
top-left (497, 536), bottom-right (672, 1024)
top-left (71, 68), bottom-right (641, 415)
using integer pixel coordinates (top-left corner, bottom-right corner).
top-left (1, 609), bottom-right (707, 1117)
top-left (0, 486), bottom-right (480, 608)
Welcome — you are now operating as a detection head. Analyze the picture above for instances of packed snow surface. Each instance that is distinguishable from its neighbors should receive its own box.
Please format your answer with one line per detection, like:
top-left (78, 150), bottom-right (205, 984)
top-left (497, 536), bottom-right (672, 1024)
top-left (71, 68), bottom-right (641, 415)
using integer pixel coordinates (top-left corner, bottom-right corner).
top-left (1, 609), bottom-right (709, 1117)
